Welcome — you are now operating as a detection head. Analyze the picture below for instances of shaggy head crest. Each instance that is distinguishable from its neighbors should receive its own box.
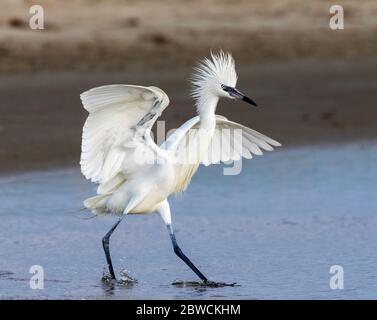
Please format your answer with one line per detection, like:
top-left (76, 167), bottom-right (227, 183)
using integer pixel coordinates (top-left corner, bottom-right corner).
top-left (191, 51), bottom-right (238, 106)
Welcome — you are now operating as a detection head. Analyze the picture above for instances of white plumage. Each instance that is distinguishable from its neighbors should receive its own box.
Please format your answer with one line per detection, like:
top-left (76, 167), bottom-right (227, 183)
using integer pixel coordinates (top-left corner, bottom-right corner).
top-left (79, 51), bottom-right (281, 283)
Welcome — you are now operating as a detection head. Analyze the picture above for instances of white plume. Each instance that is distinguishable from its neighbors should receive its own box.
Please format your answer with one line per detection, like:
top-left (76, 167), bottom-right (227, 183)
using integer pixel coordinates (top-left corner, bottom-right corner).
top-left (191, 50), bottom-right (238, 110)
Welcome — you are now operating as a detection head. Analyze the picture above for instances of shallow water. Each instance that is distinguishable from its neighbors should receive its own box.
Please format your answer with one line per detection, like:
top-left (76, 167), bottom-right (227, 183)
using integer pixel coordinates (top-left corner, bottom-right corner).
top-left (0, 141), bottom-right (377, 299)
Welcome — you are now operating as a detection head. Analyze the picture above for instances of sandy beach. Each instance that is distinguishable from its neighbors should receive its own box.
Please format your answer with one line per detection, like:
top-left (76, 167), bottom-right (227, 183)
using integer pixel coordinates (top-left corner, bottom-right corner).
top-left (0, 0), bottom-right (376, 73)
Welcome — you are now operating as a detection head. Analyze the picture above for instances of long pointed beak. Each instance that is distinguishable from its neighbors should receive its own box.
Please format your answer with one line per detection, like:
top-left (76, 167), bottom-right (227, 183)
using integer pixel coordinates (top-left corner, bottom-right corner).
top-left (230, 88), bottom-right (257, 107)
top-left (241, 94), bottom-right (258, 107)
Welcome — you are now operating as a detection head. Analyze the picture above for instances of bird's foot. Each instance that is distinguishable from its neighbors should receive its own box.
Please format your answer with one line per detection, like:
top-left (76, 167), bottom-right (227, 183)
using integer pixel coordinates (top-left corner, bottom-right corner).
top-left (101, 267), bottom-right (116, 284)
top-left (203, 280), bottom-right (238, 287)
top-left (172, 279), bottom-right (238, 288)
top-left (101, 267), bottom-right (137, 286)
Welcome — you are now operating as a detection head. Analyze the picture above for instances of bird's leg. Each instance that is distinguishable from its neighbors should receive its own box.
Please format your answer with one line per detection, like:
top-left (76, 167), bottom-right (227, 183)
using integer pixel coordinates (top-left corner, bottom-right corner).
top-left (166, 223), bottom-right (208, 283)
top-left (158, 200), bottom-right (235, 286)
top-left (102, 217), bottom-right (123, 280)
top-left (157, 200), bottom-right (208, 282)
top-left (158, 200), bottom-right (236, 287)
top-left (167, 224), bottom-right (236, 287)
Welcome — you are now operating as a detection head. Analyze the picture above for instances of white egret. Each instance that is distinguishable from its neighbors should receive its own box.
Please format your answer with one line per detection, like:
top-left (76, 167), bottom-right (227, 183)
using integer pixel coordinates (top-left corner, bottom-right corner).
top-left (80, 51), bottom-right (281, 286)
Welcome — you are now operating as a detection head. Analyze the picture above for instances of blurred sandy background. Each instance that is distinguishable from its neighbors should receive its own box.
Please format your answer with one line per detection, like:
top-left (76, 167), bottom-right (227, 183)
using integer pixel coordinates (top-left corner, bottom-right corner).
top-left (0, 0), bottom-right (376, 172)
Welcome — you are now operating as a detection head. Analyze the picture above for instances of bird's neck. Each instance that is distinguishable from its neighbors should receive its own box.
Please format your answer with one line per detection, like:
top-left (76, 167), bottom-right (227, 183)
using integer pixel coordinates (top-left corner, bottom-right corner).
top-left (196, 95), bottom-right (218, 130)
top-left (184, 94), bottom-right (217, 168)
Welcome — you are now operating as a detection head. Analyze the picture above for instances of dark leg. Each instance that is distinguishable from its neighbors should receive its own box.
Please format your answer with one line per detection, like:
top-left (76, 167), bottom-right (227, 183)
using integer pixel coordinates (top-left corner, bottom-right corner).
top-left (102, 217), bottom-right (123, 280)
top-left (167, 224), bottom-right (208, 283)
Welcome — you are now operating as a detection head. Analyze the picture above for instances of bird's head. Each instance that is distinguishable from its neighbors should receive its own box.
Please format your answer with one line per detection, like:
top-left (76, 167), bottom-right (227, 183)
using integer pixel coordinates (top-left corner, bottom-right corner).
top-left (191, 50), bottom-right (257, 108)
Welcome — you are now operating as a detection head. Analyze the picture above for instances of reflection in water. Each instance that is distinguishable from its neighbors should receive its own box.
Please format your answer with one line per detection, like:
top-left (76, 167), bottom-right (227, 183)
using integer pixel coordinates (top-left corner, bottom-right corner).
top-left (172, 280), bottom-right (239, 288)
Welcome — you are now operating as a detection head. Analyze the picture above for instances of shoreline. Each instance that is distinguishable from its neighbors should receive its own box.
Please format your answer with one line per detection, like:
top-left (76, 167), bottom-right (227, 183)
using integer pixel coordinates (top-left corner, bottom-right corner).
top-left (1, 58), bottom-right (376, 174)
top-left (1, 138), bottom-right (375, 178)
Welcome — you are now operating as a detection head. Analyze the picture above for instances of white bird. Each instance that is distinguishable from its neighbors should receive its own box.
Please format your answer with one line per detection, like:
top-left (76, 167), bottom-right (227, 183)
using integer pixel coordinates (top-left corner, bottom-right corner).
top-left (80, 51), bottom-right (281, 286)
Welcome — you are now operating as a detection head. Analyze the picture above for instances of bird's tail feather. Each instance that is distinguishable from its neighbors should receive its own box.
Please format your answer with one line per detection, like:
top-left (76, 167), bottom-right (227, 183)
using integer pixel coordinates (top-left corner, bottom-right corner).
top-left (84, 194), bottom-right (110, 215)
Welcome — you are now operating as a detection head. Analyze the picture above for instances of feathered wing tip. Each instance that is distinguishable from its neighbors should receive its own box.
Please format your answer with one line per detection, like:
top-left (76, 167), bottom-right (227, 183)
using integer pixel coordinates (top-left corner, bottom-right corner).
top-left (190, 50), bottom-right (238, 102)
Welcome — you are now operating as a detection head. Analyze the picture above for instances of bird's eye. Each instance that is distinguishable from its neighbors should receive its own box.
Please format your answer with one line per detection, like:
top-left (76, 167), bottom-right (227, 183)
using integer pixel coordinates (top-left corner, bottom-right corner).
top-left (221, 84), bottom-right (231, 92)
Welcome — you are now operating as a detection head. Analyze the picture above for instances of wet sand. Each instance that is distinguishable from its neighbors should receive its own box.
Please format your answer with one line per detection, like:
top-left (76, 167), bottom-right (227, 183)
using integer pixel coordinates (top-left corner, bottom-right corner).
top-left (1, 58), bottom-right (377, 173)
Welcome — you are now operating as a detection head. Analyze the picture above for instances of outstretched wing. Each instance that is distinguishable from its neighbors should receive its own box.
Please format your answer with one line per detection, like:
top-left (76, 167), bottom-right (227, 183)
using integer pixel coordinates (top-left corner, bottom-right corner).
top-left (162, 115), bottom-right (281, 166)
top-left (202, 116), bottom-right (281, 165)
top-left (80, 85), bottom-right (169, 185)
